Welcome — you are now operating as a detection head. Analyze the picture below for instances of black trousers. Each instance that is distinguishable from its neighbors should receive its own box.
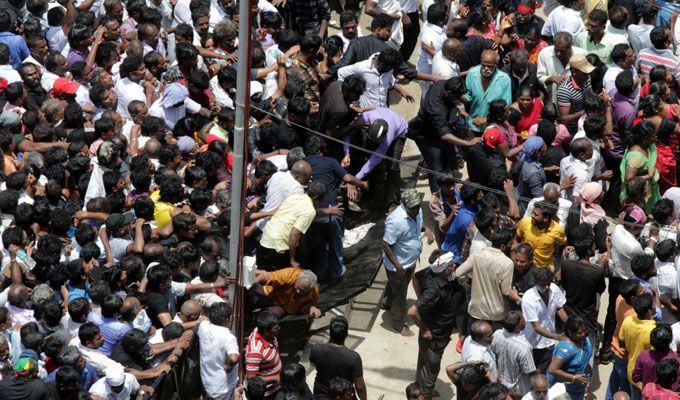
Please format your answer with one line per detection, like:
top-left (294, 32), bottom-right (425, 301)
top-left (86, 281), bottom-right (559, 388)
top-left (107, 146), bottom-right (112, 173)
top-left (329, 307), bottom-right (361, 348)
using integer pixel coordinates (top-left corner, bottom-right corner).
top-left (400, 11), bottom-right (420, 61)
top-left (416, 335), bottom-right (450, 400)
top-left (602, 276), bottom-right (625, 351)
top-left (256, 243), bottom-right (290, 271)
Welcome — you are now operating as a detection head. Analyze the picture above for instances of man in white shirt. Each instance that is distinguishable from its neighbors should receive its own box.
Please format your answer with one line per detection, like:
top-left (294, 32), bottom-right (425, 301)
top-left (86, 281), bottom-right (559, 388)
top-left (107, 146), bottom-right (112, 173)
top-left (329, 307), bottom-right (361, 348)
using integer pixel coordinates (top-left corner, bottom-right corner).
top-left (114, 55), bottom-right (154, 120)
top-left (574, 116), bottom-right (611, 190)
top-left (541, 0), bottom-right (585, 39)
top-left (197, 303), bottom-right (240, 400)
top-left (45, 0), bottom-right (75, 53)
top-left (431, 38), bottom-right (461, 80)
top-left (602, 43), bottom-right (638, 97)
top-left (459, 320), bottom-right (498, 381)
top-left (337, 48), bottom-right (412, 108)
top-left (521, 268), bottom-right (568, 372)
top-left (23, 36), bottom-right (49, 73)
top-left (89, 367), bottom-right (142, 400)
top-left (41, 52), bottom-right (68, 93)
top-left (559, 138), bottom-right (593, 202)
top-left (0, 44), bottom-right (20, 84)
top-left (537, 32), bottom-right (586, 104)
top-left (71, 322), bottom-right (124, 375)
top-left (148, 82), bottom-right (208, 130)
top-left (628, 2), bottom-right (657, 55)
top-left (524, 183), bottom-right (572, 228)
top-left (416, 3), bottom-right (447, 97)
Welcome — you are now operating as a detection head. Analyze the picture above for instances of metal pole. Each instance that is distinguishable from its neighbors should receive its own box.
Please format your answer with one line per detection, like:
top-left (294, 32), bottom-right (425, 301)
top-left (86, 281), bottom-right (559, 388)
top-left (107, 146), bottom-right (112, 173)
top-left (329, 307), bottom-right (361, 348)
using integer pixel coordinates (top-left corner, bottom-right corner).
top-left (229, 0), bottom-right (252, 359)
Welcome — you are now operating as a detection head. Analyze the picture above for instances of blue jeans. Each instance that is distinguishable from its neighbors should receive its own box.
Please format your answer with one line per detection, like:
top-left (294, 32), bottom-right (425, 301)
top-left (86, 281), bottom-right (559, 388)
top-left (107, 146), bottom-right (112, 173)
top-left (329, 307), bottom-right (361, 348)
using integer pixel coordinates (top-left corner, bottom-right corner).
top-left (565, 383), bottom-right (587, 400)
top-left (415, 140), bottom-right (458, 193)
top-left (605, 353), bottom-right (630, 400)
top-left (630, 385), bottom-right (642, 400)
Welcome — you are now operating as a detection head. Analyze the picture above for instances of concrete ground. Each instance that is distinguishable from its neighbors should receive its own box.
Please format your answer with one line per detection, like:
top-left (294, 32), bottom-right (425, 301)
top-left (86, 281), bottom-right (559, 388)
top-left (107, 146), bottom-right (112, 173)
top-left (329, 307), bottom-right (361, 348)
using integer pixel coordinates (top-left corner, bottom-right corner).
top-left (297, 7), bottom-right (614, 400)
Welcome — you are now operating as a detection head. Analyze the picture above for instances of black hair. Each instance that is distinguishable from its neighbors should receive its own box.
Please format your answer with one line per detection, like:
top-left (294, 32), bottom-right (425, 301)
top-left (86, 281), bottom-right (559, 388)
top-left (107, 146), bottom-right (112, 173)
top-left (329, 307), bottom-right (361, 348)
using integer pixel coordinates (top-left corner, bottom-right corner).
top-left (633, 293), bottom-right (654, 318)
top-left (656, 239), bottom-right (676, 262)
top-left (533, 267), bottom-right (553, 285)
top-left (502, 310), bottom-right (524, 332)
top-left (631, 253), bottom-right (655, 279)
top-left (490, 229), bottom-right (514, 248)
top-left (650, 27), bottom-right (668, 49)
top-left (68, 297), bottom-right (90, 323)
top-left (615, 70), bottom-right (635, 97)
top-left (657, 359), bottom-right (679, 389)
top-left (376, 47), bottom-right (402, 71)
top-left (460, 183), bottom-right (481, 205)
top-left (571, 224), bottom-right (595, 258)
top-left (329, 315), bottom-right (349, 344)
top-left (652, 198), bottom-right (674, 224)
top-left (650, 323), bottom-right (672, 352)
top-left (207, 302), bottom-right (233, 326)
top-left (255, 311), bottom-right (279, 333)
top-left (78, 322), bottom-right (100, 345)
top-left (370, 13), bottom-right (394, 31)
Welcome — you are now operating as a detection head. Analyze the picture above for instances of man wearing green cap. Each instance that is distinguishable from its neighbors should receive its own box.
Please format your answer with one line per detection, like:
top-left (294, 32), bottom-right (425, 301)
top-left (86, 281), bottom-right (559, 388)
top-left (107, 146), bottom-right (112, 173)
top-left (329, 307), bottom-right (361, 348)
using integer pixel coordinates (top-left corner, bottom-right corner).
top-left (381, 188), bottom-right (434, 336)
top-left (0, 353), bottom-right (58, 399)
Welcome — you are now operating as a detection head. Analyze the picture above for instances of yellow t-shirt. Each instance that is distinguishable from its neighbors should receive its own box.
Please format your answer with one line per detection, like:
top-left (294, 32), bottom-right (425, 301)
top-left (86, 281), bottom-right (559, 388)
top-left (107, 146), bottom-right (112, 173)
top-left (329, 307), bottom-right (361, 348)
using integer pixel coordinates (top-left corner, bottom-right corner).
top-left (260, 194), bottom-right (316, 252)
top-left (154, 201), bottom-right (175, 228)
top-left (515, 217), bottom-right (567, 269)
top-left (619, 316), bottom-right (655, 389)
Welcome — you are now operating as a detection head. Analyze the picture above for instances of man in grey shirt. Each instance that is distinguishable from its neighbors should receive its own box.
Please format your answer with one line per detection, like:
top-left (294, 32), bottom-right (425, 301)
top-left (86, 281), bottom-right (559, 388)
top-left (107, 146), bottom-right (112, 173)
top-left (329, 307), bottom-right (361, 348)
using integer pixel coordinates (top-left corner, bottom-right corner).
top-left (490, 310), bottom-right (538, 398)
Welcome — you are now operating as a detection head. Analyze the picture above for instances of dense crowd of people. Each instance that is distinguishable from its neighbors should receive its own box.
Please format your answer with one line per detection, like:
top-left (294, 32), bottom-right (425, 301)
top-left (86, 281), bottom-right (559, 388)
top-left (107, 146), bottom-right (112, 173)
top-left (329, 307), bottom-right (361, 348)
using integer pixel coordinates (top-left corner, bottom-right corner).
top-left (0, 0), bottom-right (675, 398)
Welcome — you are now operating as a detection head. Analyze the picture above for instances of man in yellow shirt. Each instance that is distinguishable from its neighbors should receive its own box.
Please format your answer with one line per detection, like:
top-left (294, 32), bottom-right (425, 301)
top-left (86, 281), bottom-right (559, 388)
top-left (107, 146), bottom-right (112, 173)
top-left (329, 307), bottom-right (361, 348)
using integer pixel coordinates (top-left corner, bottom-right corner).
top-left (515, 201), bottom-right (567, 269)
top-left (619, 293), bottom-right (656, 398)
top-left (258, 181), bottom-right (327, 270)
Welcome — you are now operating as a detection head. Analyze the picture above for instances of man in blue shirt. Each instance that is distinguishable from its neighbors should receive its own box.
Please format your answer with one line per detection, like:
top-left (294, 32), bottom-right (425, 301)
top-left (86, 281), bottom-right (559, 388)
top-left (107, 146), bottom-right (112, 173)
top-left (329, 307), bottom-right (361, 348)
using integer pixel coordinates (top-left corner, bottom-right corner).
top-left (381, 189), bottom-right (434, 336)
top-left (0, 10), bottom-right (29, 69)
top-left (43, 346), bottom-right (99, 390)
top-left (442, 183), bottom-right (483, 264)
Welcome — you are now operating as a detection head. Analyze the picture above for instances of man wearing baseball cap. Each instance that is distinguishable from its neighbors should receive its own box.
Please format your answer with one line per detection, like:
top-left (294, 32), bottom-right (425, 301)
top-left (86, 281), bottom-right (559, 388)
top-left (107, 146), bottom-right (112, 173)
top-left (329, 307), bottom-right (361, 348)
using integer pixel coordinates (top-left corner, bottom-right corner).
top-left (556, 53), bottom-right (594, 135)
top-left (381, 188), bottom-right (435, 337)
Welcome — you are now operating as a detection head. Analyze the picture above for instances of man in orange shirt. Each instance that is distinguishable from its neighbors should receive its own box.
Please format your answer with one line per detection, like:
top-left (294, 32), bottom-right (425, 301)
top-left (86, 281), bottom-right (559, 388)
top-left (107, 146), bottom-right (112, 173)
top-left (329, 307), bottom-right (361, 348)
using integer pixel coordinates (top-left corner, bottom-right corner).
top-left (251, 267), bottom-right (322, 319)
top-left (605, 278), bottom-right (641, 400)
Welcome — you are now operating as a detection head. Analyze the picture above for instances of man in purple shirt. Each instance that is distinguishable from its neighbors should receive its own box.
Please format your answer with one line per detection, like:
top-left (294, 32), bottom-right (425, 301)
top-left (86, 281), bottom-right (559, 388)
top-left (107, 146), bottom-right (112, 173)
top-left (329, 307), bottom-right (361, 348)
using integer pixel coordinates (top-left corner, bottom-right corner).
top-left (632, 324), bottom-right (680, 392)
top-left (345, 107), bottom-right (408, 205)
top-left (607, 70), bottom-right (637, 200)
top-left (87, 294), bottom-right (131, 356)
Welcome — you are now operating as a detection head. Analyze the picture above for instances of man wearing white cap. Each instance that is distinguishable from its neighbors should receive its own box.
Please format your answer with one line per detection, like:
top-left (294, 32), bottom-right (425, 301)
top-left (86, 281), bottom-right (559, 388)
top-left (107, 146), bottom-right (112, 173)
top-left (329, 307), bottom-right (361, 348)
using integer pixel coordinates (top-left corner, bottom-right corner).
top-left (89, 367), bottom-right (146, 400)
top-left (556, 53), bottom-right (594, 135)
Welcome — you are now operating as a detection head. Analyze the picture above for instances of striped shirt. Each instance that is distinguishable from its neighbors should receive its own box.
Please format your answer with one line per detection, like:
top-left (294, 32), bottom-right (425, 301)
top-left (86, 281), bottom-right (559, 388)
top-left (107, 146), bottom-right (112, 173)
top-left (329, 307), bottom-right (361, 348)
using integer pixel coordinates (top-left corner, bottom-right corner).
top-left (556, 76), bottom-right (592, 134)
top-left (638, 48), bottom-right (680, 83)
top-left (245, 328), bottom-right (282, 395)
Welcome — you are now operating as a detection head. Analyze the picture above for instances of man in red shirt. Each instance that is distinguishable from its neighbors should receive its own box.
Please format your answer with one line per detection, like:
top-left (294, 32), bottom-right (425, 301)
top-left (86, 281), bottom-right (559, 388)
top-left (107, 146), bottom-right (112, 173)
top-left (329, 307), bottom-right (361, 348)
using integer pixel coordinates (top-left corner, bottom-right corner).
top-left (245, 312), bottom-right (282, 398)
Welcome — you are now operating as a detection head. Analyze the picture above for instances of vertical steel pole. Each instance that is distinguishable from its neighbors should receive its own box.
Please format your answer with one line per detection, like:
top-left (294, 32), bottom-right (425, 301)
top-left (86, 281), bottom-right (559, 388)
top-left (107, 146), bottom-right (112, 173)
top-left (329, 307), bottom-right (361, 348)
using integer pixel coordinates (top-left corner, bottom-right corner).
top-left (229, 0), bottom-right (253, 353)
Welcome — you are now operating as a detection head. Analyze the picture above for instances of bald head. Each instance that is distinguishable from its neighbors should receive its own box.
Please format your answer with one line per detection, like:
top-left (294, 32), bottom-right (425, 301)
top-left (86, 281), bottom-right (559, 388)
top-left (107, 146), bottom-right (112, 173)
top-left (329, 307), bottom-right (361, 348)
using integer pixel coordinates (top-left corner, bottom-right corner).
top-left (470, 320), bottom-right (493, 345)
top-left (8, 284), bottom-right (29, 308)
top-left (442, 38), bottom-right (462, 60)
top-left (481, 50), bottom-right (499, 64)
top-left (180, 299), bottom-right (201, 321)
top-left (290, 160), bottom-right (312, 185)
top-left (531, 374), bottom-right (549, 400)
top-left (144, 138), bottom-right (162, 158)
top-left (121, 296), bottom-right (141, 316)
top-left (613, 392), bottom-right (630, 400)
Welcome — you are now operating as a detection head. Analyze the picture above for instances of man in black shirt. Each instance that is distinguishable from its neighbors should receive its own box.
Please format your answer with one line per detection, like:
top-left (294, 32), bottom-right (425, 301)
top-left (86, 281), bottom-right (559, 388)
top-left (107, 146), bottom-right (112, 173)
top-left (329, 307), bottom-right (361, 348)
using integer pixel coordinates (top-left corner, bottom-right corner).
top-left (309, 316), bottom-right (367, 400)
top-left (559, 224), bottom-right (606, 359)
top-left (330, 13), bottom-right (416, 80)
top-left (302, 136), bottom-right (367, 282)
top-left (408, 259), bottom-right (464, 400)
top-left (510, 243), bottom-right (537, 309)
top-left (18, 63), bottom-right (47, 112)
top-left (110, 328), bottom-right (172, 383)
top-left (317, 75), bottom-right (366, 161)
top-left (408, 77), bottom-right (481, 192)
top-left (448, 20), bottom-right (494, 73)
